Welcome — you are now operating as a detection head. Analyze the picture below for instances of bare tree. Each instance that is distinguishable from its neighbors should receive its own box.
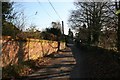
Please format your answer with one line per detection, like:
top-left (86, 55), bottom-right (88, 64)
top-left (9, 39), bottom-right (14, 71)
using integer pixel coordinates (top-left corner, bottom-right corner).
top-left (7, 3), bottom-right (27, 31)
top-left (68, 1), bottom-right (117, 46)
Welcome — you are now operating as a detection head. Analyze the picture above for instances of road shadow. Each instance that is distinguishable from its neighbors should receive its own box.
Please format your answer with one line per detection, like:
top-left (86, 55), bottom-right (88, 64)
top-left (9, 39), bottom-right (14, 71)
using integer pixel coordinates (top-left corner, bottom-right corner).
top-left (69, 44), bottom-right (120, 79)
top-left (24, 47), bottom-right (76, 80)
top-left (59, 50), bottom-right (71, 53)
top-left (59, 47), bottom-right (72, 53)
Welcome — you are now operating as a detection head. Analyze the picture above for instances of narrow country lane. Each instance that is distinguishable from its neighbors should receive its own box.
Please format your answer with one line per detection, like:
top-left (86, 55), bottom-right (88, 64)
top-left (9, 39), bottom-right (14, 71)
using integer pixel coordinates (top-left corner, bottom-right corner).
top-left (22, 44), bottom-right (120, 80)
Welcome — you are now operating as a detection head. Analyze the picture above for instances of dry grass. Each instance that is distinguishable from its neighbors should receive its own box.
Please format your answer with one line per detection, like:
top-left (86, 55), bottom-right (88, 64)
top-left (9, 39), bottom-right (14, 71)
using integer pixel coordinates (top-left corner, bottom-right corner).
top-left (2, 57), bottom-right (52, 79)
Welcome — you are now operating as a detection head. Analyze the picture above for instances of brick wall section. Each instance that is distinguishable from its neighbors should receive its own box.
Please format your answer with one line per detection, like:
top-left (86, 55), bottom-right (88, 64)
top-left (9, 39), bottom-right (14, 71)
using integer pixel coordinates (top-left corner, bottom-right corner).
top-left (1, 37), bottom-right (65, 67)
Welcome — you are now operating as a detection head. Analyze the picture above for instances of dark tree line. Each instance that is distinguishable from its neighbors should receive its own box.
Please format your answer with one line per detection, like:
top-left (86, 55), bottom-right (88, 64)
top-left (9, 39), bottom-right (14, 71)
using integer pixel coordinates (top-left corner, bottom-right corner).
top-left (69, 1), bottom-right (119, 51)
top-left (2, 2), bottom-right (21, 38)
top-left (2, 1), bottom-right (27, 38)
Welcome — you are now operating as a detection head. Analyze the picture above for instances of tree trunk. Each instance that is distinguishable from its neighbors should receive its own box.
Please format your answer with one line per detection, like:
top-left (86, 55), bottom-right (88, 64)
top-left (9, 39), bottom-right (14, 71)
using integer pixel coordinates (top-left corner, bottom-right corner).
top-left (115, 0), bottom-right (120, 51)
top-left (57, 36), bottom-right (60, 52)
top-left (117, 13), bottom-right (120, 51)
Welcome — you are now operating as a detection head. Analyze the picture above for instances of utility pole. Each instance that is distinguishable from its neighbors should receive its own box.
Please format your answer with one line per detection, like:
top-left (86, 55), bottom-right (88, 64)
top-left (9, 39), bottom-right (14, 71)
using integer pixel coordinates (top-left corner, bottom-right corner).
top-left (62, 21), bottom-right (64, 35)
top-left (62, 21), bottom-right (65, 42)
top-left (57, 21), bottom-right (64, 52)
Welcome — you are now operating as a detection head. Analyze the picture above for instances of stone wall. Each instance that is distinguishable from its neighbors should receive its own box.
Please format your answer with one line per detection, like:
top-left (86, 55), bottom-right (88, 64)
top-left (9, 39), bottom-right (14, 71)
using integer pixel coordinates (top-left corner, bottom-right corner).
top-left (1, 36), bottom-right (65, 67)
